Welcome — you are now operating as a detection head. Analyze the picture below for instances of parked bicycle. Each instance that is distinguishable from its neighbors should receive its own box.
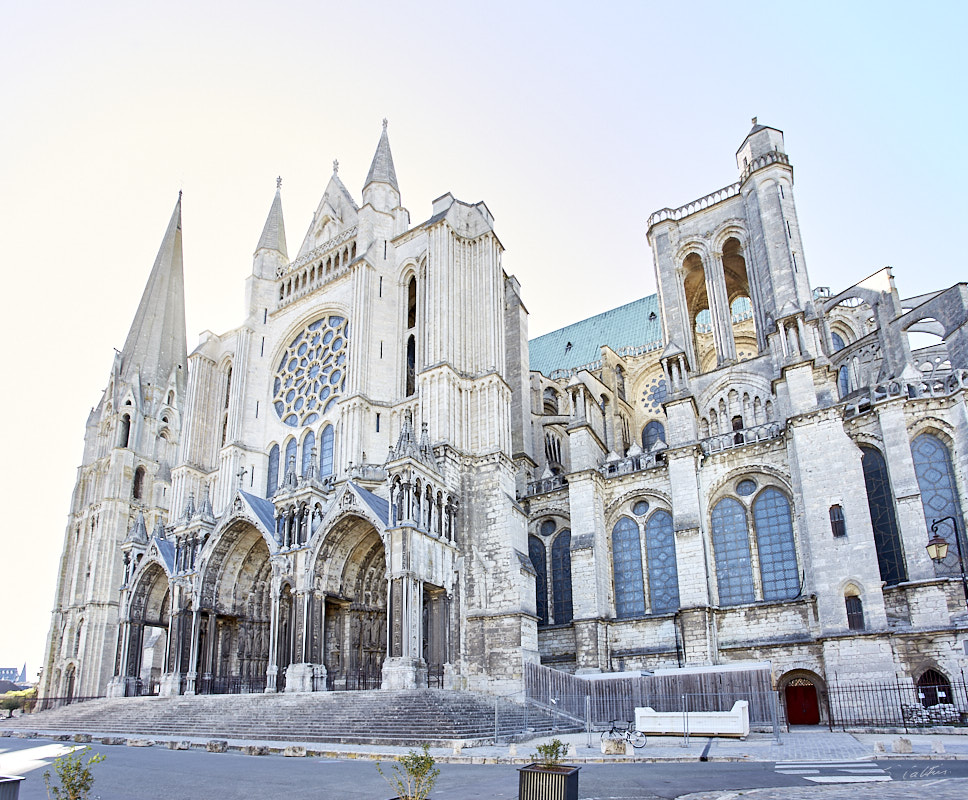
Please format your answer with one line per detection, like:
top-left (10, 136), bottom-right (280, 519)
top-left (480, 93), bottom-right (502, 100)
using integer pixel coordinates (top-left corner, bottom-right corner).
top-left (601, 719), bottom-right (647, 748)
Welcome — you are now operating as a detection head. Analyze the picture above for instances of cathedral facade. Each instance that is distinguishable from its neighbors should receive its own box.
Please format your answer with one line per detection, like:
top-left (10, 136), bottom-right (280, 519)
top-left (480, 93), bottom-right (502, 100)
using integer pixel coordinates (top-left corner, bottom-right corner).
top-left (42, 122), bottom-right (968, 721)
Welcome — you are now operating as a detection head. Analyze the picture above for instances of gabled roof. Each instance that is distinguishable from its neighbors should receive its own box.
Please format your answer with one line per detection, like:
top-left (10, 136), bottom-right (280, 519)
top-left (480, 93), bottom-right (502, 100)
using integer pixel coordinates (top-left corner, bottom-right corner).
top-left (239, 491), bottom-right (276, 534)
top-left (529, 295), bottom-right (663, 376)
top-left (350, 482), bottom-right (389, 525)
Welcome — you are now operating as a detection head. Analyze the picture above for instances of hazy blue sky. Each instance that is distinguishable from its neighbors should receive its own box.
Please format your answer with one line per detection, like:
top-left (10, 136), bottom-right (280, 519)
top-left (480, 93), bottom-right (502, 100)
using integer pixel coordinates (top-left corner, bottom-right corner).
top-left (1, 0), bottom-right (965, 677)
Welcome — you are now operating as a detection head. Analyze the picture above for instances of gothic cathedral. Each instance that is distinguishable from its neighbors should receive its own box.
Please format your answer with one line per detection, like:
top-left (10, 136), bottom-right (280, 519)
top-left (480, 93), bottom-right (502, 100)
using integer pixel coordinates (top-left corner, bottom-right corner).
top-left (42, 122), bottom-right (968, 712)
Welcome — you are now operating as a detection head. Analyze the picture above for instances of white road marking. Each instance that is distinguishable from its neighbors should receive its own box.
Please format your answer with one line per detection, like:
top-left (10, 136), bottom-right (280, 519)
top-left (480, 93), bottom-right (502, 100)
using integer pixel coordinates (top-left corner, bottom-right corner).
top-left (775, 759), bottom-right (892, 783)
top-left (0, 743), bottom-right (84, 776)
top-left (804, 776), bottom-right (893, 783)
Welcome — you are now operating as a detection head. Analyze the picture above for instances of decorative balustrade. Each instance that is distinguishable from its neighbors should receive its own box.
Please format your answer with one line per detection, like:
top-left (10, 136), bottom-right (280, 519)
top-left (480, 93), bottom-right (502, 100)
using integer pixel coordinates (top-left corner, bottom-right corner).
top-left (346, 463), bottom-right (387, 482)
top-left (276, 226), bottom-right (359, 310)
top-left (648, 182), bottom-right (741, 228)
top-left (599, 450), bottom-right (664, 479)
top-left (739, 150), bottom-right (790, 183)
top-left (844, 369), bottom-right (968, 419)
top-left (700, 421), bottom-right (784, 455)
top-left (526, 473), bottom-right (568, 496)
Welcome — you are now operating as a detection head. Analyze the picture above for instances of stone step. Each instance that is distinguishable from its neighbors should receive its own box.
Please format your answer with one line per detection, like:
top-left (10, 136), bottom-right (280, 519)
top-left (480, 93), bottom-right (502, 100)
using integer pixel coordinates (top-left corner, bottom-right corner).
top-left (3, 689), bottom-right (580, 744)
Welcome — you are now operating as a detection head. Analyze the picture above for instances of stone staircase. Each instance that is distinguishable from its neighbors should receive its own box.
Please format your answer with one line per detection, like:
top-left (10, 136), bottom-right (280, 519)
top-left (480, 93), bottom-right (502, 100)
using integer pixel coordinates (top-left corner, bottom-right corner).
top-left (0, 690), bottom-right (580, 746)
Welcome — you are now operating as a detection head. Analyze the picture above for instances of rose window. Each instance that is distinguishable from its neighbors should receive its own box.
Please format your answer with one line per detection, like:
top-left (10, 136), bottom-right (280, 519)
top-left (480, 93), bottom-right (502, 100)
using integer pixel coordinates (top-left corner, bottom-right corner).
top-left (273, 315), bottom-right (349, 427)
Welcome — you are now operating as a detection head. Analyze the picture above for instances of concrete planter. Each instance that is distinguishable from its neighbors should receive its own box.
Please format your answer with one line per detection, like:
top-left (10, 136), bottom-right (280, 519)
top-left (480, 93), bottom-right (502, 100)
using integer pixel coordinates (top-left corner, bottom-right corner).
top-left (518, 763), bottom-right (580, 800)
top-left (0, 776), bottom-right (25, 800)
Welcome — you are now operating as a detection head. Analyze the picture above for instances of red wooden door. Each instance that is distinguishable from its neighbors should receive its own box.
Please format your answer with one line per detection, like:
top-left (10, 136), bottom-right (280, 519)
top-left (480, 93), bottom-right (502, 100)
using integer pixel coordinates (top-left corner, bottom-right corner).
top-left (785, 683), bottom-right (820, 725)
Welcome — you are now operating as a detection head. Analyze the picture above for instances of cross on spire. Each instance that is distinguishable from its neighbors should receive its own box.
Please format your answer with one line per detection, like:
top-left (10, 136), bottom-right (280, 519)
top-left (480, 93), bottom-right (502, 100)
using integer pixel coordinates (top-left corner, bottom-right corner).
top-left (237, 465), bottom-right (248, 488)
top-left (382, 117), bottom-right (388, 130)
top-left (333, 159), bottom-right (339, 175)
top-left (276, 176), bottom-right (282, 190)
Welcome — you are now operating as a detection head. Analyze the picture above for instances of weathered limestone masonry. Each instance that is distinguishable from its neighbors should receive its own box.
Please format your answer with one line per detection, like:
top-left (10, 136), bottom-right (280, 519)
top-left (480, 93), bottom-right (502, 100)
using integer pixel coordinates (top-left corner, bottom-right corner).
top-left (43, 121), bottom-right (968, 727)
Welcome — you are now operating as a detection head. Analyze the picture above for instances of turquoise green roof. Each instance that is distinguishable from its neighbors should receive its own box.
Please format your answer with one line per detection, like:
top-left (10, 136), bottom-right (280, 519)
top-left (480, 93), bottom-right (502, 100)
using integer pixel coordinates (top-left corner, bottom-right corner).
top-left (529, 295), bottom-right (663, 376)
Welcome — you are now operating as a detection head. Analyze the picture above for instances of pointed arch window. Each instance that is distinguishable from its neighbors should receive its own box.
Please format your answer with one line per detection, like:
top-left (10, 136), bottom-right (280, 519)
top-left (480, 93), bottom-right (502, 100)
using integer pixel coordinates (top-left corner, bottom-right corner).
top-left (284, 438), bottom-right (297, 477)
top-left (528, 534), bottom-right (548, 626)
top-left (711, 497), bottom-right (755, 605)
top-left (266, 445), bottom-right (280, 497)
top-left (407, 276), bottom-right (418, 329)
top-left (119, 414), bottom-right (131, 449)
top-left (302, 430), bottom-right (316, 476)
top-left (551, 530), bottom-right (573, 624)
top-left (860, 446), bottom-right (907, 585)
top-left (612, 516), bottom-right (645, 619)
top-left (132, 466), bottom-right (146, 501)
top-left (405, 335), bottom-right (416, 397)
top-left (911, 434), bottom-right (965, 576)
top-left (642, 420), bottom-right (666, 452)
top-left (838, 365), bottom-right (850, 398)
top-left (319, 425), bottom-right (334, 477)
top-left (646, 510), bottom-right (680, 613)
top-left (752, 488), bottom-right (800, 600)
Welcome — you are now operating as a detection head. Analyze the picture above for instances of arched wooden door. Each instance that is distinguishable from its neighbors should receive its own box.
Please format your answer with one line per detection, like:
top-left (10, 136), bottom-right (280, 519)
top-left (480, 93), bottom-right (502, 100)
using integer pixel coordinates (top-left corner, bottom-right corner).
top-left (785, 678), bottom-right (820, 725)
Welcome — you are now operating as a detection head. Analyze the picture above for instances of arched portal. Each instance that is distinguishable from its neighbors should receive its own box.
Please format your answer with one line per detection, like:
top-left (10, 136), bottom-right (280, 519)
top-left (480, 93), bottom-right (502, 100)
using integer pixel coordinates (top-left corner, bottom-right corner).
top-left (311, 515), bottom-right (387, 690)
top-left (123, 562), bottom-right (170, 695)
top-left (198, 522), bottom-right (273, 693)
top-left (780, 670), bottom-right (826, 726)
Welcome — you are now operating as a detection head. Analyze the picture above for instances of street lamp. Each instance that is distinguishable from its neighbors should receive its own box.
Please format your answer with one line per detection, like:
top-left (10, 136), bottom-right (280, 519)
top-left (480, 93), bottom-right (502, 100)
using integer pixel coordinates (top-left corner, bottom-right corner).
top-left (926, 515), bottom-right (968, 614)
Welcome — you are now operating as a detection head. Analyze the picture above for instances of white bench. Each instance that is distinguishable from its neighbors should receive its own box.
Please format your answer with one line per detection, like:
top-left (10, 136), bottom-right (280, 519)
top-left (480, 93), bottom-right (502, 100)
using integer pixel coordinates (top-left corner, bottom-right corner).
top-left (634, 699), bottom-right (750, 738)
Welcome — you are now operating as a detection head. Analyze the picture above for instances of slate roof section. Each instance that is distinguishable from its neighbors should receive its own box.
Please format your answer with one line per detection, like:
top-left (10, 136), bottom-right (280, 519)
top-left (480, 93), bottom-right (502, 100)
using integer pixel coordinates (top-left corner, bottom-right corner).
top-left (240, 491), bottom-right (277, 535)
top-left (153, 537), bottom-right (175, 572)
top-left (528, 295), bottom-right (663, 376)
top-left (351, 482), bottom-right (389, 525)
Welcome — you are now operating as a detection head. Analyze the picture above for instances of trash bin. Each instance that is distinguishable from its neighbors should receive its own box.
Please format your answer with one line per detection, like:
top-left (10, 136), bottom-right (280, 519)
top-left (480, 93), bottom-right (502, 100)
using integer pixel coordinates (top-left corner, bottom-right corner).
top-left (0, 776), bottom-right (25, 800)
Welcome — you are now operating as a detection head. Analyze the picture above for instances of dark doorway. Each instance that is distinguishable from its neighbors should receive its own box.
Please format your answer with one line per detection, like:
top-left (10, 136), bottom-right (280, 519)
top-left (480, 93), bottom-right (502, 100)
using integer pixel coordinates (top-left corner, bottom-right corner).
top-left (785, 678), bottom-right (820, 725)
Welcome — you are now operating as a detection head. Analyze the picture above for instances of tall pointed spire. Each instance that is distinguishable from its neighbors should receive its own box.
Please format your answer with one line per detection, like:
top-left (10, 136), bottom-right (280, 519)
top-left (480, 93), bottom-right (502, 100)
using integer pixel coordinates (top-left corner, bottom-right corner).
top-left (255, 177), bottom-right (288, 258)
top-left (364, 119), bottom-right (399, 192)
top-left (119, 195), bottom-right (188, 395)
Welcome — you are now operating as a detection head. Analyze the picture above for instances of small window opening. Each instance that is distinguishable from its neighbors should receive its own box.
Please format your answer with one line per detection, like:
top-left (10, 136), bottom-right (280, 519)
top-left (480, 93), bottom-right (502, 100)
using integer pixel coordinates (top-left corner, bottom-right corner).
top-left (829, 504), bottom-right (846, 537)
top-left (845, 593), bottom-right (864, 630)
top-left (376, 413), bottom-right (381, 433)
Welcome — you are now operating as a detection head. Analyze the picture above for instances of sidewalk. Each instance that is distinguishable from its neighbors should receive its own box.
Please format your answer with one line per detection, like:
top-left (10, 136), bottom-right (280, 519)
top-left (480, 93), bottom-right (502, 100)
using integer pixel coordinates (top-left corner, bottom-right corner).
top-left (4, 725), bottom-right (968, 764)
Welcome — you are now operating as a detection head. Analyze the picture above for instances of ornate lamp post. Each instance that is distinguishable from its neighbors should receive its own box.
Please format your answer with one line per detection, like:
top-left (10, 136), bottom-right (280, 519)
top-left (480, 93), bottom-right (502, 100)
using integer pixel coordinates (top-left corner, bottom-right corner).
top-left (926, 515), bottom-right (968, 614)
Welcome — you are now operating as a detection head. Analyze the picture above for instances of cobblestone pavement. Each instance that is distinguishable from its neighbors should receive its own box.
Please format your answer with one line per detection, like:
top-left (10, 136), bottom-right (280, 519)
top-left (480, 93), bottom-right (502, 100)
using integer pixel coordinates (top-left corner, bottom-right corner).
top-left (678, 778), bottom-right (968, 800)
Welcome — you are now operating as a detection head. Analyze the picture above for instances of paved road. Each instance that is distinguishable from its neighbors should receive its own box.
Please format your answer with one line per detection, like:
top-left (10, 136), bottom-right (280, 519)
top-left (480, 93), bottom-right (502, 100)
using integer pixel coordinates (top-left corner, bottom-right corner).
top-left (4, 738), bottom-right (968, 799)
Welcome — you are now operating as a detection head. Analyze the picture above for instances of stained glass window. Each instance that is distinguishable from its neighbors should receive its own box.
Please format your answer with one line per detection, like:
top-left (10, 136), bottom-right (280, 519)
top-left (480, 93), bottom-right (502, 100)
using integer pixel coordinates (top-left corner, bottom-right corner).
top-left (736, 479), bottom-right (757, 496)
top-left (632, 500), bottom-right (649, 516)
top-left (646, 510), bottom-right (679, 614)
top-left (302, 430), bottom-right (316, 476)
top-left (642, 420), bottom-right (666, 452)
top-left (838, 365), bottom-right (850, 399)
top-left (529, 535), bottom-right (548, 626)
top-left (273, 315), bottom-right (349, 427)
top-left (752, 489), bottom-right (800, 600)
top-left (540, 519), bottom-right (556, 537)
top-left (266, 444), bottom-right (279, 497)
top-left (911, 434), bottom-right (965, 576)
top-left (711, 497), bottom-right (755, 605)
top-left (319, 425), bottom-right (334, 477)
top-left (831, 331), bottom-right (846, 352)
top-left (551, 530), bottom-right (573, 624)
top-left (284, 438), bottom-right (297, 477)
top-left (860, 446), bottom-right (907, 585)
top-left (612, 516), bottom-right (645, 618)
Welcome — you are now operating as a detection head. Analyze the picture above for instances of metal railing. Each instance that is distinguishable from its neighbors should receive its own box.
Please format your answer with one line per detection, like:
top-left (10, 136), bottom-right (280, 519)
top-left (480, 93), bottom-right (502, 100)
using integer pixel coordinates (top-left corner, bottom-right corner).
top-left (195, 674), bottom-right (268, 695)
top-left (826, 679), bottom-right (968, 731)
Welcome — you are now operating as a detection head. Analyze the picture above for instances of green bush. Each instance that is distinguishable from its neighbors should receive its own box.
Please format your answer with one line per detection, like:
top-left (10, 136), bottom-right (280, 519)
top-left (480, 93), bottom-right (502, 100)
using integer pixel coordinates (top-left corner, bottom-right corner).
top-left (43, 746), bottom-right (105, 800)
top-left (534, 737), bottom-right (568, 767)
top-left (375, 743), bottom-right (440, 799)
top-left (0, 695), bottom-right (22, 718)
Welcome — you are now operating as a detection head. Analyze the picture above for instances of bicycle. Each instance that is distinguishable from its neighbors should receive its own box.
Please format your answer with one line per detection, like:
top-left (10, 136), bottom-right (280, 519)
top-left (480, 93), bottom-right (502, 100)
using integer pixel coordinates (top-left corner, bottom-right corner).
top-left (601, 719), bottom-right (647, 748)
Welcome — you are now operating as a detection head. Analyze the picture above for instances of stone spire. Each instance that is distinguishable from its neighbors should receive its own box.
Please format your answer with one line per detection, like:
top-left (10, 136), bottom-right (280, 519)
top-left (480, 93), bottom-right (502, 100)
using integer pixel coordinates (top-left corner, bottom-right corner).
top-left (124, 512), bottom-right (148, 545)
top-left (254, 179), bottom-right (288, 258)
top-left (118, 195), bottom-right (188, 395)
top-left (364, 119), bottom-right (399, 193)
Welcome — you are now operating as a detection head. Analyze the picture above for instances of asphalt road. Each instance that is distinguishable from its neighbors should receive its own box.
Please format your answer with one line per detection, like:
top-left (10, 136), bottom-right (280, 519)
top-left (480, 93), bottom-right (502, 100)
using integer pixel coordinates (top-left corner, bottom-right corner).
top-left (3, 738), bottom-right (968, 800)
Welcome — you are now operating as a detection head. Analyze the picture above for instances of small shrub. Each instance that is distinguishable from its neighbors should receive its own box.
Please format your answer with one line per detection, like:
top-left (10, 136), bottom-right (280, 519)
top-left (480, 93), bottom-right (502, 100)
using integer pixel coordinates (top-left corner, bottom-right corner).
top-left (534, 737), bottom-right (568, 767)
top-left (0, 695), bottom-right (22, 718)
top-left (375, 743), bottom-right (440, 800)
top-left (43, 746), bottom-right (105, 800)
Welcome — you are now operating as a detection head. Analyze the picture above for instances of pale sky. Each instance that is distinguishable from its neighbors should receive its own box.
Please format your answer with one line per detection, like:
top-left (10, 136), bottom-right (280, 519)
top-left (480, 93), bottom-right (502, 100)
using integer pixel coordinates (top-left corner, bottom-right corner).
top-left (1, 1), bottom-right (965, 679)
